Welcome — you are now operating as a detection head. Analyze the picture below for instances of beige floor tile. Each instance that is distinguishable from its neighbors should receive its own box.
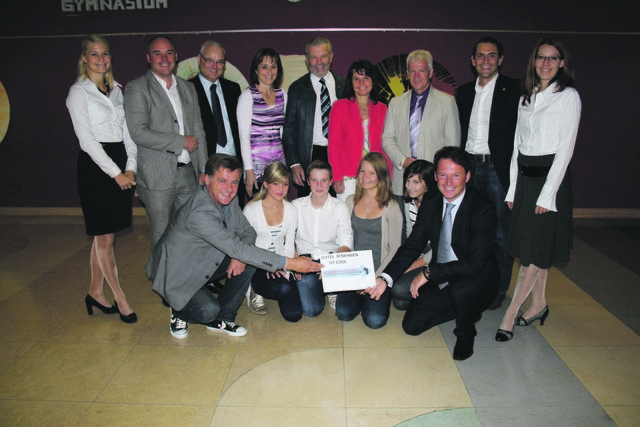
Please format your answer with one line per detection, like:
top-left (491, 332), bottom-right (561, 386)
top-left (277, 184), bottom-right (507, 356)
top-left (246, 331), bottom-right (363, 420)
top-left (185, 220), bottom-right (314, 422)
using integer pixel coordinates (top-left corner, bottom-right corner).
top-left (241, 302), bottom-right (343, 348)
top-left (224, 346), bottom-right (299, 390)
top-left (545, 268), bottom-right (599, 305)
top-left (0, 400), bottom-right (89, 426)
top-left (344, 347), bottom-right (471, 408)
top-left (212, 406), bottom-right (347, 427)
top-left (219, 348), bottom-right (345, 407)
top-left (346, 408), bottom-right (442, 427)
top-left (555, 345), bottom-right (640, 406)
top-left (0, 297), bottom-right (78, 341)
top-left (0, 271), bottom-right (41, 302)
top-left (0, 342), bottom-right (133, 401)
top-left (81, 402), bottom-right (215, 426)
top-left (21, 271), bottom-right (87, 303)
top-left (0, 249), bottom-right (80, 274)
top-left (342, 307), bottom-right (445, 348)
top-left (0, 341), bottom-right (37, 375)
top-left (46, 303), bottom-right (166, 344)
top-left (538, 304), bottom-right (640, 346)
top-left (603, 405), bottom-right (640, 427)
top-left (98, 344), bottom-right (235, 405)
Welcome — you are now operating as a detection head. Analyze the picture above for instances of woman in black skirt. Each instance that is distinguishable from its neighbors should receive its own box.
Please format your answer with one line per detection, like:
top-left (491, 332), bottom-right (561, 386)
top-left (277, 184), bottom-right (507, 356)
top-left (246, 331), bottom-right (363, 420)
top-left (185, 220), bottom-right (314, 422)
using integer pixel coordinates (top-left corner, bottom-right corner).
top-left (495, 38), bottom-right (581, 341)
top-left (66, 35), bottom-right (137, 323)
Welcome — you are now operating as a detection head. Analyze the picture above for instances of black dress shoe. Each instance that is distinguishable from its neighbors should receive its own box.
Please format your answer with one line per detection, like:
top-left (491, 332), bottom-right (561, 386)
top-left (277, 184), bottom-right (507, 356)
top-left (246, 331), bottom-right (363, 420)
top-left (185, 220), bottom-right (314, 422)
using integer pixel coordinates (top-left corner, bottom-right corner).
top-left (487, 294), bottom-right (505, 310)
top-left (453, 337), bottom-right (474, 361)
top-left (204, 280), bottom-right (226, 294)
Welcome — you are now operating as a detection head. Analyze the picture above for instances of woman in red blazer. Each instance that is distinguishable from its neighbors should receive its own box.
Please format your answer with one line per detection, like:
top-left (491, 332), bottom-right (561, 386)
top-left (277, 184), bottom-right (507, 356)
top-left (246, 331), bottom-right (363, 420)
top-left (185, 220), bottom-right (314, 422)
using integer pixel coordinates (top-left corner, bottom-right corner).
top-left (328, 59), bottom-right (390, 201)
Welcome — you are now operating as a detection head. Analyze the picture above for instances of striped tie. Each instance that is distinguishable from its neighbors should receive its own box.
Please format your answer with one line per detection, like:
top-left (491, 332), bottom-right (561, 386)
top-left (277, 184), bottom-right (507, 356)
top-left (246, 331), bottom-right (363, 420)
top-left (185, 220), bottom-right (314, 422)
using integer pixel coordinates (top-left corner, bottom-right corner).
top-left (320, 78), bottom-right (331, 138)
top-left (409, 95), bottom-right (423, 158)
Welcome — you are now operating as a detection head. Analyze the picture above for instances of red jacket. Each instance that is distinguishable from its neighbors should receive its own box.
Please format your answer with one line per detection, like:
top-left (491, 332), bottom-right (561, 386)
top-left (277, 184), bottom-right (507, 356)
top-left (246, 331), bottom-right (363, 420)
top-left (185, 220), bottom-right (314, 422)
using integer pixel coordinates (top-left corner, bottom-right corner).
top-left (328, 98), bottom-right (390, 181)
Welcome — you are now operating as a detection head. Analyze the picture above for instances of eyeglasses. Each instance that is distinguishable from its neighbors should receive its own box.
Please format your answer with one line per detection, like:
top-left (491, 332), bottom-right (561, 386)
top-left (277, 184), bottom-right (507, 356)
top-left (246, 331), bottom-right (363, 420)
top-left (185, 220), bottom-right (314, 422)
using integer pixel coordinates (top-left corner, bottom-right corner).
top-left (536, 55), bottom-right (561, 63)
top-left (200, 55), bottom-right (225, 66)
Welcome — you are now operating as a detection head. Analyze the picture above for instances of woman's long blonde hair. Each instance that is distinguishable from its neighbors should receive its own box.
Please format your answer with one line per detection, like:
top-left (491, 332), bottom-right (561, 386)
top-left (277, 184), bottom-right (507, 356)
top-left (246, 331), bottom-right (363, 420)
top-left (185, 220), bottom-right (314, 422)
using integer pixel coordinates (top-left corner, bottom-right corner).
top-left (77, 34), bottom-right (115, 88)
top-left (353, 152), bottom-right (393, 208)
top-left (250, 161), bottom-right (291, 202)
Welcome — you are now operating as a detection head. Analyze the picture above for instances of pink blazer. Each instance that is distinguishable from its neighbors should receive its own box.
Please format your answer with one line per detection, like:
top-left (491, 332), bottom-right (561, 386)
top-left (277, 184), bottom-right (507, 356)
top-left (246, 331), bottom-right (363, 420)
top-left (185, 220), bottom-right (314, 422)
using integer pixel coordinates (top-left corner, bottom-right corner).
top-left (328, 98), bottom-right (390, 181)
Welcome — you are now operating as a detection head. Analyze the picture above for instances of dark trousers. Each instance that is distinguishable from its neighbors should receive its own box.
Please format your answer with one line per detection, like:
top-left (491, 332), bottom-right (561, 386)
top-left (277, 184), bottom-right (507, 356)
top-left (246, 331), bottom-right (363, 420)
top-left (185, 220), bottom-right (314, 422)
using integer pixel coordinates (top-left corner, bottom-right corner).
top-left (173, 256), bottom-right (254, 324)
top-left (294, 145), bottom-right (335, 198)
top-left (251, 269), bottom-right (302, 322)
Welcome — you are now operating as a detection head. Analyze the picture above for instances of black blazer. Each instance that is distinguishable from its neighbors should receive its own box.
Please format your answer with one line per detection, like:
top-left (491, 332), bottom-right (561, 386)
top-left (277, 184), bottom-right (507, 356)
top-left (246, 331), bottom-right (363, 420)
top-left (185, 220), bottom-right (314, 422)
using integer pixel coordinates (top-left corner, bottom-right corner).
top-left (282, 71), bottom-right (345, 171)
top-left (455, 74), bottom-right (521, 192)
top-left (190, 75), bottom-right (242, 162)
top-left (384, 188), bottom-right (497, 289)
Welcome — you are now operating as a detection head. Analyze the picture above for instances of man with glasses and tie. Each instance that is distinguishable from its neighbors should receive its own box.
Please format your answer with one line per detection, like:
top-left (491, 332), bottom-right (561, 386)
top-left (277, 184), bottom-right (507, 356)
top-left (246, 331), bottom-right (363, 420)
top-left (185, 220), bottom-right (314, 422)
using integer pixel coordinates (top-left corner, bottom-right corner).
top-left (190, 41), bottom-right (242, 173)
top-left (382, 50), bottom-right (460, 214)
top-left (282, 36), bottom-right (345, 197)
top-left (374, 147), bottom-right (498, 361)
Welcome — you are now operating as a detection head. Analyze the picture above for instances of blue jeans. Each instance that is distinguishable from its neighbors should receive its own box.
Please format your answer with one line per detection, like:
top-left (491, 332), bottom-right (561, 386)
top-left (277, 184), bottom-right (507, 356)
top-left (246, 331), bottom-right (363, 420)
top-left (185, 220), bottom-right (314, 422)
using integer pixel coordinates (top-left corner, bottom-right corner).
top-left (173, 255), bottom-right (254, 324)
top-left (251, 270), bottom-right (302, 322)
top-left (336, 288), bottom-right (392, 329)
top-left (296, 272), bottom-right (325, 317)
top-left (468, 159), bottom-right (514, 295)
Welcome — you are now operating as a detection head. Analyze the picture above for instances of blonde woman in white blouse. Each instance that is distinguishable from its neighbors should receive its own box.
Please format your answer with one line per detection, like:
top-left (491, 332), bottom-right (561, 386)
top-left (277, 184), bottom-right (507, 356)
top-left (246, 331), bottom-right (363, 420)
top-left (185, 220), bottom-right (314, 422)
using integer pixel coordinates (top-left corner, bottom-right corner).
top-left (496, 38), bottom-right (581, 342)
top-left (66, 35), bottom-right (137, 324)
top-left (243, 161), bottom-right (301, 321)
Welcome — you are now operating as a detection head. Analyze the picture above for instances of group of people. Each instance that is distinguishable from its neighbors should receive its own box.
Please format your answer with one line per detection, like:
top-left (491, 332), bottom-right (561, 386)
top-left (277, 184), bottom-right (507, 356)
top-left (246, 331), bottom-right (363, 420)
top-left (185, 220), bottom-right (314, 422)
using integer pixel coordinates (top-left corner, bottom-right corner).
top-left (66, 33), bottom-right (581, 361)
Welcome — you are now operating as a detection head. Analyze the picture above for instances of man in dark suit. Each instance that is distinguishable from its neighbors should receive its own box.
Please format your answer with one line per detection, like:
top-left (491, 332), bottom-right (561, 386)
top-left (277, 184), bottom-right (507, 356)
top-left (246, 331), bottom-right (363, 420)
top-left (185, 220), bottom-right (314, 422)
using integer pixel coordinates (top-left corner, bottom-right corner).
top-left (125, 35), bottom-right (207, 250)
top-left (145, 154), bottom-right (321, 339)
top-left (374, 146), bottom-right (498, 360)
top-left (189, 40), bottom-right (241, 163)
top-left (282, 36), bottom-right (345, 197)
top-left (455, 36), bottom-right (521, 310)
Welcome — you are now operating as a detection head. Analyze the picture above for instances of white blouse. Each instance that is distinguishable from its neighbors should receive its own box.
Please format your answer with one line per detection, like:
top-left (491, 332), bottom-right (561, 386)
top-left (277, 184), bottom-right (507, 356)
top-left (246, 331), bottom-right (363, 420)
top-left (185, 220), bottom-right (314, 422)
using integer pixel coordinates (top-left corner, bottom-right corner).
top-left (66, 78), bottom-right (137, 178)
top-left (505, 83), bottom-right (581, 211)
top-left (243, 199), bottom-right (297, 258)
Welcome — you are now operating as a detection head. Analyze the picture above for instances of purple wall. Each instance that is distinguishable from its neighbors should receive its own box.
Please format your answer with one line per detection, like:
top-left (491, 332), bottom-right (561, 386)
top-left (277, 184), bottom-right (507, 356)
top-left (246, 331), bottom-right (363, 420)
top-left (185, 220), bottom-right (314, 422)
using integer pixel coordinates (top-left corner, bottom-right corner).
top-left (0, 0), bottom-right (637, 208)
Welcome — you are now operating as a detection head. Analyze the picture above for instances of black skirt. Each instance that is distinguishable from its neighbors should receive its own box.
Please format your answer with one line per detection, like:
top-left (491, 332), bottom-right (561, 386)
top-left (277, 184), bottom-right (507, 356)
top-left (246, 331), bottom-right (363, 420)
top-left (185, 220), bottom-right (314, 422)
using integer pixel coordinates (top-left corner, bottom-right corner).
top-left (77, 142), bottom-right (133, 236)
top-left (506, 153), bottom-right (573, 269)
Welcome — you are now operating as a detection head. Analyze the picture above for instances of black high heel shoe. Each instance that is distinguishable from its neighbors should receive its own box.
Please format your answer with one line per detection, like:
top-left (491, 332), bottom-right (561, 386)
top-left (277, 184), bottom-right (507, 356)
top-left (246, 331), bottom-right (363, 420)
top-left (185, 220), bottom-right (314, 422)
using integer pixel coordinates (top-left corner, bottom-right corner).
top-left (516, 305), bottom-right (549, 326)
top-left (495, 319), bottom-right (515, 342)
top-left (114, 302), bottom-right (138, 324)
top-left (85, 294), bottom-right (118, 315)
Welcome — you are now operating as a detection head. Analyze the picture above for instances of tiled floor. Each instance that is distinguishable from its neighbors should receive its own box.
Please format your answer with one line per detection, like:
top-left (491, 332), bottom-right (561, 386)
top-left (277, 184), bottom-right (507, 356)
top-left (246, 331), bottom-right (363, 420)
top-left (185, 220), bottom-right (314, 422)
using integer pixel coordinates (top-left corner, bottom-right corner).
top-left (0, 214), bottom-right (638, 426)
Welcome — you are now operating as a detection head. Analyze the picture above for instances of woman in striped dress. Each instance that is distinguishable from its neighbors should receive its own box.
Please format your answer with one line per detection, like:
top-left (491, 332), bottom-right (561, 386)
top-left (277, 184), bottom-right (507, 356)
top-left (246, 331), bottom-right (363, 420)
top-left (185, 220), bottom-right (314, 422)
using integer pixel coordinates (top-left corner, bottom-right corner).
top-left (237, 48), bottom-right (287, 197)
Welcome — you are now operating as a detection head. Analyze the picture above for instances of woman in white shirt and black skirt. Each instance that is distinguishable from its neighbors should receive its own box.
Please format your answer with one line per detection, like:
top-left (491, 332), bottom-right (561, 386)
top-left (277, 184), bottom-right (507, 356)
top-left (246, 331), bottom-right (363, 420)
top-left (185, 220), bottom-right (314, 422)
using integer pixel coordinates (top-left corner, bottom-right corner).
top-left (66, 35), bottom-right (137, 324)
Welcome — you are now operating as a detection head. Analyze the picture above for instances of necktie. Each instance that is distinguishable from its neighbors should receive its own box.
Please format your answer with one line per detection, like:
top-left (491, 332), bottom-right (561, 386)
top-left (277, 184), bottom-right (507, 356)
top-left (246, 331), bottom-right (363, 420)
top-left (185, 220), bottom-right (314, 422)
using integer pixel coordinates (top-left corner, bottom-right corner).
top-left (320, 78), bottom-right (331, 138)
top-left (210, 82), bottom-right (227, 147)
top-left (437, 202), bottom-right (455, 289)
top-left (409, 95), bottom-right (423, 159)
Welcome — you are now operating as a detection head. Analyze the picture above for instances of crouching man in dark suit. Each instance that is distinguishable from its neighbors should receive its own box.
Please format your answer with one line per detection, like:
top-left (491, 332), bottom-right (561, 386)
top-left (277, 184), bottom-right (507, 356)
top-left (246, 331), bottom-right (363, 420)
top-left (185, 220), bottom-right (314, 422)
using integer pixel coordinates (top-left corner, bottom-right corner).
top-left (145, 154), bottom-right (321, 339)
top-left (375, 146), bottom-right (498, 360)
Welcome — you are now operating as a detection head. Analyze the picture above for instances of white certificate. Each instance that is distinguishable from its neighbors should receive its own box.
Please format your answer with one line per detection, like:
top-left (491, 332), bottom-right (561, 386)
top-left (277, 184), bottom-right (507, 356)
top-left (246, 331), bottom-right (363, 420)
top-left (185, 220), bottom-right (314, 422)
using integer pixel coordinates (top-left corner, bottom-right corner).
top-left (320, 250), bottom-right (376, 292)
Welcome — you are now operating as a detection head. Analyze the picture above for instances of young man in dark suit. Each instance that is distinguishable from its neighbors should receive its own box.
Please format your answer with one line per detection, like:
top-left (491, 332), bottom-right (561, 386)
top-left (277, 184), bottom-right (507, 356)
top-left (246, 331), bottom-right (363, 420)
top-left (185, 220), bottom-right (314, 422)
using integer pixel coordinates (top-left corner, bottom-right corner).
top-left (373, 146), bottom-right (498, 361)
top-left (455, 36), bottom-right (521, 310)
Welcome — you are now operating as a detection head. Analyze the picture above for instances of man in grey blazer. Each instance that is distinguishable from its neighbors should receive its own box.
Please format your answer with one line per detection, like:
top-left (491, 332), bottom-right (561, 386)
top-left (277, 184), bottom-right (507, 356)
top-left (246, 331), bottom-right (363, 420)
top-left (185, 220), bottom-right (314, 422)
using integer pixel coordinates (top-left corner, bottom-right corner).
top-left (145, 154), bottom-right (322, 339)
top-left (125, 35), bottom-right (208, 250)
top-left (382, 50), bottom-right (460, 206)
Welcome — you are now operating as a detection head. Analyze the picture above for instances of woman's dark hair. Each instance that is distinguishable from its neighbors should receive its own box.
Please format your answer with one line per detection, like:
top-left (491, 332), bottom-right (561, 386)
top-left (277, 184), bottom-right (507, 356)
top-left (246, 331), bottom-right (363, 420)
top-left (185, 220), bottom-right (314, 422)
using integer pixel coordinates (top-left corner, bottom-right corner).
top-left (522, 37), bottom-right (575, 105)
top-left (402, 160), bottom-right (436, 202)
top-left (342, 59), bottom-right (380, 103)
top-left (249, 47), bottom-right (283, 89)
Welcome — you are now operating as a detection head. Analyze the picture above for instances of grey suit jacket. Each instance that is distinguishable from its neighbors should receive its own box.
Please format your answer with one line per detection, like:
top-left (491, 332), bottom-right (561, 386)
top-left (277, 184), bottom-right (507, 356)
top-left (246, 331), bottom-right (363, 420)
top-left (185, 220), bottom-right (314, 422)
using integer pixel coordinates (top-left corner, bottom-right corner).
top-left (145, 185), bottom-right (283, 310)
top-left (382, 87), bottom-right (460, 195)
top-left (124, 70), bottom-right (208, 190)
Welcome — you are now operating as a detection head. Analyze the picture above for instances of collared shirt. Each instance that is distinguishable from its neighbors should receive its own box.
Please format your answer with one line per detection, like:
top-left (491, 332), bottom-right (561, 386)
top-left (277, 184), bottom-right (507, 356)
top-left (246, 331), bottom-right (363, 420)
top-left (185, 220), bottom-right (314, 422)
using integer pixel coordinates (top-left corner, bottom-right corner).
top-left (66, 78), bottom-right (137, 178)
top-left (292, 195), bottom-right (353, 259)
top-left (198, 74), bottom-right (236, 156)
top-left (310, 72), bottom-right (337, 146)
top-left (152, 72), bottom-right (191, 164)
top-left (465, 74), bottom-right (498, 155)
top-left (505, 84), bottom-right (581, 211)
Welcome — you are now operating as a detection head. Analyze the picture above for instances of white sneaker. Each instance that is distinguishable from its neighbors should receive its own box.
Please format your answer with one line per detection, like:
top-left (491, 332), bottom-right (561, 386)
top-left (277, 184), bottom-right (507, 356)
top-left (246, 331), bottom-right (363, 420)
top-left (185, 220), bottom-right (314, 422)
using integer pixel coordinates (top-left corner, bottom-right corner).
top-left (249, 289), bottom-right (268, 315)
top-left (327, 293), bottom-right (337, 310)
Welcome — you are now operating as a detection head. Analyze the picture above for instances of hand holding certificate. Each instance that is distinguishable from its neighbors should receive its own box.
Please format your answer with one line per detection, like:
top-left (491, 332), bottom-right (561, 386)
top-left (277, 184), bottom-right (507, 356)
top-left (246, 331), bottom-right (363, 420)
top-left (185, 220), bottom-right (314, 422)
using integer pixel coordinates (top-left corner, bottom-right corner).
top-left (319, 250), bottom-right (375, 292)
